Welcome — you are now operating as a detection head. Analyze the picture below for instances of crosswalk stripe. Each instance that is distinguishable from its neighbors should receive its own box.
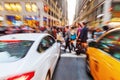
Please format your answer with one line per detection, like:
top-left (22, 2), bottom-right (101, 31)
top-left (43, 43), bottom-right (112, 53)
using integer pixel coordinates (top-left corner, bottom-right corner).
top-left (61, 53), bottom-right (86, 58)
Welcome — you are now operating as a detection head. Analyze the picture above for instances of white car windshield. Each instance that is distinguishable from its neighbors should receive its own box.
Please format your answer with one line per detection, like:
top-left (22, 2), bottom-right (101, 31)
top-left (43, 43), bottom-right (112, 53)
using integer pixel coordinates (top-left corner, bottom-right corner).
top-left (0, 40), bottom-right (34, 63)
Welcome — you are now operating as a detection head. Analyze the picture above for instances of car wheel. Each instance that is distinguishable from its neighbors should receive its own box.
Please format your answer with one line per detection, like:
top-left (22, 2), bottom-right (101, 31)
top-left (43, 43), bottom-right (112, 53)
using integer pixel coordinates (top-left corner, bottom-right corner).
top-left (86, 55), bottom-right (93, 79)
top-left (86, 59), bottom-right (94, 79)
top-left (86, 54), bottom-right (91, 74)
top-left (45, 71), bottom-right (51, 80)
top-left (86, 59), bottom-right (90, 74)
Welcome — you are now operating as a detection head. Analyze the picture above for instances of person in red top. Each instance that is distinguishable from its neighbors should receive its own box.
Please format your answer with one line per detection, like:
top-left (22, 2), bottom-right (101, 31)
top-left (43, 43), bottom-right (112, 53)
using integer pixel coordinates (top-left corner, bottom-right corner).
top-left (51, 26), bottom-right (57, 39)
top-left (76, 23), bottom-right (83, 40)
top-left (76, 23), bottom-right (83, 49)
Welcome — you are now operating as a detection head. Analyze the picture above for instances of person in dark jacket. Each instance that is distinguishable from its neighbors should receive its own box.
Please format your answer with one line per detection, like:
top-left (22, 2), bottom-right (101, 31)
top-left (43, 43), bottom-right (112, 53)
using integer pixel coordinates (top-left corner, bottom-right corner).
top-left (79, 22), bottom-right (88, 53)
top-left (64, 26), bottom-right (71, 53)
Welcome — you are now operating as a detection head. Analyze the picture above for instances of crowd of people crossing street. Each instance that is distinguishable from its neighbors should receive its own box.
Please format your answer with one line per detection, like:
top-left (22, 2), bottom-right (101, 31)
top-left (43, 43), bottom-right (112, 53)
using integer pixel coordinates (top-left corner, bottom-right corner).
top-left (0, 21), bottom-right (111, 55)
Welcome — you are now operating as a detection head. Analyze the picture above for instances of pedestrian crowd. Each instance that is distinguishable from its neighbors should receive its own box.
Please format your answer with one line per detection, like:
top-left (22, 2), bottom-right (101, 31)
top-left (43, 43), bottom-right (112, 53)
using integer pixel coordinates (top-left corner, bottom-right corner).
top-left (0, 22), bottom-right (111, 55)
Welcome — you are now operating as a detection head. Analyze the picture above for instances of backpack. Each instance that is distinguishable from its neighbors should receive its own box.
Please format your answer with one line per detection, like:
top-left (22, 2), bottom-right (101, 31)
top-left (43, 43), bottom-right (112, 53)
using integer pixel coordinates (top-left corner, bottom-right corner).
top-left (70, 33), bottom-right (76, 40)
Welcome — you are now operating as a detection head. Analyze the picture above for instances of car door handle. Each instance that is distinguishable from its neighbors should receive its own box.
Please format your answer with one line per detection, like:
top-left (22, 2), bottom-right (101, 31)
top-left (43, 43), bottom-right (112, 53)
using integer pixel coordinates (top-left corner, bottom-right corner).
top-left (107, 62), bottom-right (112, 66)
top-left (93, 59), bottom-right (99, 72)
top-left (93, 59), bottom-right (98, 63)
top-left (94, 60), bottom-right (98, 63)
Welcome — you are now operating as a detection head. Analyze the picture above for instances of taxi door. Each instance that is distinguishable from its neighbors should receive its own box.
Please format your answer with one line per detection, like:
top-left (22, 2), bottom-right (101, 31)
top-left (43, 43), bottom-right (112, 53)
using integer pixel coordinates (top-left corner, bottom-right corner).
top-left (88, 47), bottom-right (102, 80)
top-left (90, 30), bottom-right (120, 80)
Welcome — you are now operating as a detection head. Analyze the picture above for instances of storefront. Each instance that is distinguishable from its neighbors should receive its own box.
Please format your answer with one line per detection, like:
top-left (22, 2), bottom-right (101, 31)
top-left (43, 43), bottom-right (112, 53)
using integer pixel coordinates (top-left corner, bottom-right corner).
top-left (43, 17), bottom-right (47, 26)
top-left (24, 16), bottom-right (39, 27)
top-left (107, 2), bottom-right (120, 27)
top-left (0, 0), bottom-right (63, 27)
top-left (6, 15), bottom-right (22, 26)
top-left (0, 16), bottom-right (4, 26)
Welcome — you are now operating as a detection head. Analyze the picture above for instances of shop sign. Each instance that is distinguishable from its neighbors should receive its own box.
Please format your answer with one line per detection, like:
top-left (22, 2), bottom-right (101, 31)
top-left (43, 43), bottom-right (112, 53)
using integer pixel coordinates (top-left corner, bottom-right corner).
top-left (112, 11), bottom-right (120, 17)
top-left (110, 18), bottom-right (120, 22)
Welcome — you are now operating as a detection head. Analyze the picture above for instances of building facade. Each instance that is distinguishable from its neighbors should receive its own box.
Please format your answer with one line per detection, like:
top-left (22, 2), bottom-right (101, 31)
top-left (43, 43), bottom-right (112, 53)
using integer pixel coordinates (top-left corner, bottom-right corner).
top-left (74, 0), bottom-right (84, 22)
top-left (0, 0), bottom-right (68, 27)
top-left (53, 0), bottom-right (68, 26)
top-left (74, 0), bottom-right (120, 28)
top-left (74, 0), bottom-right (85, 26)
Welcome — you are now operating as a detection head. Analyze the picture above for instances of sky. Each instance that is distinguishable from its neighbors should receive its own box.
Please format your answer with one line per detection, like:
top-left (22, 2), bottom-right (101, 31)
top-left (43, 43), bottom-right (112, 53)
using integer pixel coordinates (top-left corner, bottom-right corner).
top-left (67, 0), bottom-right (76, 25)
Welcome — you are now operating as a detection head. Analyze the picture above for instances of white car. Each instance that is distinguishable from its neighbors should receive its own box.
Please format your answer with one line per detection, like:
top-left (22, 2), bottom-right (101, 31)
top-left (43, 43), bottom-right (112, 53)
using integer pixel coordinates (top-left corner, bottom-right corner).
top-left (0, 33), bottom-right (60, 80)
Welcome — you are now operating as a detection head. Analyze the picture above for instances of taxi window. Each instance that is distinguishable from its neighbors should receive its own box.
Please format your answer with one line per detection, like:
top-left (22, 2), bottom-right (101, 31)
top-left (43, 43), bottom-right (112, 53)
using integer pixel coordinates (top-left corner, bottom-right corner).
top-left (98, 30), bottom-right (120, 60)
top-left (37, 36), bottom-right (55, 53)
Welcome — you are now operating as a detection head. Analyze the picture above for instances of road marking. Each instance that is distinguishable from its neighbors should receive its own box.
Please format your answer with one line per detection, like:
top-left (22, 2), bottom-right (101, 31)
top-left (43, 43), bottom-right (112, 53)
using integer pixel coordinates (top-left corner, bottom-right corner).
top-left (61, 53), bottom-right (86, 58)
top-left (60, 46), bottom-right (86, 58)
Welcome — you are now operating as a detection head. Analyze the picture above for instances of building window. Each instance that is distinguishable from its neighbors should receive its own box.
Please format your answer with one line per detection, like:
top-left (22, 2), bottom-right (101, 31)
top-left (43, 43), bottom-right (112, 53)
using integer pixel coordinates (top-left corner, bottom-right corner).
top-left (25, 3), bottom-right (38, 12)
top-left (112, 3), bottom-right (120, 11)
top-left (4, 3), bottom-right (22, 12)
top-left (44, 5), bottom-right (49, 13)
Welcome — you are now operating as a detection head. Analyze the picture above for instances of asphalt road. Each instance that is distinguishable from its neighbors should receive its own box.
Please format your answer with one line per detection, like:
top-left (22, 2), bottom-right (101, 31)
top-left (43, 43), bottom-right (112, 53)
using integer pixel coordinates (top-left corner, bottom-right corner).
top-left (52, 51), bottom-right (93, 80)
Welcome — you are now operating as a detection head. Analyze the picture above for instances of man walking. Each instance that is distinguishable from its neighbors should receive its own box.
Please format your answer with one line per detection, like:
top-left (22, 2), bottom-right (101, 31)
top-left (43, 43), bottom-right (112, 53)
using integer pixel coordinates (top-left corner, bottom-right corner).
top-left (64, 26), bottom-right (71, 53)
top-left (79, 22), bottom-right (88, 53)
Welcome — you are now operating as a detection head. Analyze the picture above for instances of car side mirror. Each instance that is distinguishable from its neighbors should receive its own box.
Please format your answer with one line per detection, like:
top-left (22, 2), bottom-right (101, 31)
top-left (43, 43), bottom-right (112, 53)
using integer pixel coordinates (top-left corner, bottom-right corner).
top-left (89, 41), bottom-right (98, 47)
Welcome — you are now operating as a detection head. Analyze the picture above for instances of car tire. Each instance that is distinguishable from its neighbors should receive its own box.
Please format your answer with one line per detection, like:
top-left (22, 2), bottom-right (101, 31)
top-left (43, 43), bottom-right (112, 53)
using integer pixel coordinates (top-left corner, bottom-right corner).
top-left (45, 71), bottom-right (51, 80)
top-left (86, 56), bottom-right (93, 79)
top-left (86, 59), bottom-right (91, 74)
top-left (86, 54), bottom-right (91, 74)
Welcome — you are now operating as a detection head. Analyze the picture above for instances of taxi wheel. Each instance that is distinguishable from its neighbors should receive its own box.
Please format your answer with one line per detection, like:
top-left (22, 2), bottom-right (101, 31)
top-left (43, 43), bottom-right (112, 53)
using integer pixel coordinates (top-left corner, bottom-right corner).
top-left (86, 55), bottom-right (91, 74)
top-left (86, 59), bottom-right (90, 74)
top-left (45, 71), bottom-right (51, 80)
top-left (86, 59), bottom-right (94, 79)
top-left (86, 55), bottom-right (93, 79)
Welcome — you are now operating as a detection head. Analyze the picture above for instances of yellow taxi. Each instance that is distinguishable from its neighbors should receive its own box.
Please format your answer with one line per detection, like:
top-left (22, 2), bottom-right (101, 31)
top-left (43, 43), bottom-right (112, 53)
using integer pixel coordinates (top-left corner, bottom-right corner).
top-left (86, 28), bottom-right (120, 80)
